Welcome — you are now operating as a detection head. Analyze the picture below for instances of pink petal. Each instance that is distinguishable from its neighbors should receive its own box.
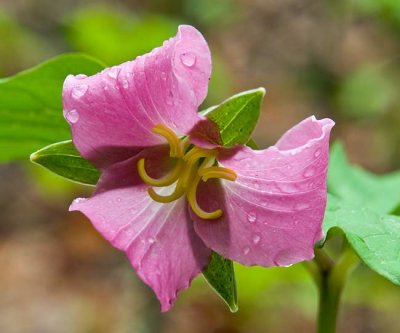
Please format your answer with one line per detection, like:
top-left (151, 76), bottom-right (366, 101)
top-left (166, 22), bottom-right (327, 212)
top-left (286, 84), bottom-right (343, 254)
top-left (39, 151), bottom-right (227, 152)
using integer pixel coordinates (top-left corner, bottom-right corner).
top-left (62, 25), bottom-right (212, 168)
top-left (192, 117), bottom-right (334, 267)
top-left (70, 146), bottom-right (211, 311)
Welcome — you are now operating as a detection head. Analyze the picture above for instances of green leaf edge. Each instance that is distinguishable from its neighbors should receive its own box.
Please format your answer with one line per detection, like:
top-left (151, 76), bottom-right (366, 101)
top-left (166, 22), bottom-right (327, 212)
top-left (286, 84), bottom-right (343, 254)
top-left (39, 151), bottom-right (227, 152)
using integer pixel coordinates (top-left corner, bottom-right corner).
top-left (202, 251), bottom-right (238, 312)
top-left (30, 140), bottom-right (100, 186)
top-left (0, 52), bottom-right (106, 84)
top-left (321, 195), bottom-right (400, 286)
top-left (205, 87), bottom-right (266, 146)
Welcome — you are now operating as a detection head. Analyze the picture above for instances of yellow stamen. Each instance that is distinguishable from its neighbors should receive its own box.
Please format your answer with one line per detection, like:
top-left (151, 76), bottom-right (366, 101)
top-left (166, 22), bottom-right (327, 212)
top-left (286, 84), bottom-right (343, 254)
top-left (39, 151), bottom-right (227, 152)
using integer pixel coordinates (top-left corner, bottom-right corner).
top-left (152, 124), bottom-right (183, 157)
top-left (137, 158), bottom-right (183, 187)
top-left (137, 124), bottom-right (237, 220)
top-left (148, 184), bottom-right (185, 203)
top-left (186, 175), bottom-right (222, 219)
top-left (199, 166), bottom-right (237, 182)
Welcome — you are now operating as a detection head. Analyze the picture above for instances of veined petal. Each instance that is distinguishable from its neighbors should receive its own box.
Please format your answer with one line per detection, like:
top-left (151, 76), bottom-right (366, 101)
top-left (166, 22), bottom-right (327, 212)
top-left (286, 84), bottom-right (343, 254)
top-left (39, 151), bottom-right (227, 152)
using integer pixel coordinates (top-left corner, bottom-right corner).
top-left (192, 117), bottom-right (334, 267)
top-left (70, 146), bottom-right (211, 311)
top-left (63, 25), bottom-right (212, 168)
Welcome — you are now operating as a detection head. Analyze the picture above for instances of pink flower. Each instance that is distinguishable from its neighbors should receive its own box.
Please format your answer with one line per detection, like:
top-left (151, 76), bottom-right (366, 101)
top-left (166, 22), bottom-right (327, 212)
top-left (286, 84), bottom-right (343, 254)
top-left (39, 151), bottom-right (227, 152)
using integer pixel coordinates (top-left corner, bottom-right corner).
top-left (63, 25), bottom-right (334, 311)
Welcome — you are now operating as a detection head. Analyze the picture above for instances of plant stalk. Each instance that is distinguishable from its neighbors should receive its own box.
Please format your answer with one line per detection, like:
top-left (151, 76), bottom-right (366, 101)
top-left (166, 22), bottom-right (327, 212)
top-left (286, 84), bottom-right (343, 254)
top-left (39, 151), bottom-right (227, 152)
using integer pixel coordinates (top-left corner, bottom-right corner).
top-left (305, 247), bottom-right (359, 333)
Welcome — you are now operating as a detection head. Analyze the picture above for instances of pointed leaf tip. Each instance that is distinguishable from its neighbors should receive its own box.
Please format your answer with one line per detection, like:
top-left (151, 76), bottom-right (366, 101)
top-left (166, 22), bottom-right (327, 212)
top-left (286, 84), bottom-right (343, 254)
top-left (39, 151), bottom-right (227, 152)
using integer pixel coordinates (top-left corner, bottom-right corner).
top-left (205, 88), bottom-right (266, 147)
top-left (30, 140), bottom-right (100, 185)
top-left (203, 251), bottom-right (238, 312)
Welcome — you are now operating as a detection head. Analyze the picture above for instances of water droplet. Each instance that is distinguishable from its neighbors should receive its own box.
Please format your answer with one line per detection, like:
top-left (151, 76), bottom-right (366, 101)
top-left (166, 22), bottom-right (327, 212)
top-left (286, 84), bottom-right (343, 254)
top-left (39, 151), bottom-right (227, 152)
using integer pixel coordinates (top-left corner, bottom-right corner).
top-left (161, 72), bottom-right (167, 80)
top-left (122, 80), bottom-right (129, 89)
top-left (65, 109), bottom-right (79, 124)
top-left (303, 167), bottom-right (315, 178)
top-left (71, 84), bottom-right (88, 99)
top-left (148, 237), bottom-right (156, 244)
top-left (103, 85), bottom-right (109, 91)
top-left (75, 74), bottom-right (87, 80)
top-left (252, 234), bottom-right (261, 245)
top-left (247, 212), bottom-right (257, 223)
top-left (73, 198), bottom-right (87, 204)
top-left (166, 91), bottom-right (174, 106)
top-left (180, 52), bottom-right (196, 67)
top-left (276, 182), bottom-right (296, 194)
top-left (295, 202), bottom-right (310, 211)
top-left (117, 197), bottom-right (122, 203)
top-left (314, 148), bottom-right (321, 158)
top-left (108, 67), bottom-right (119, 79)
top-left (243, 246), bottom-right (250, 255)
top-left (189, 89), bottom-right (197, 105)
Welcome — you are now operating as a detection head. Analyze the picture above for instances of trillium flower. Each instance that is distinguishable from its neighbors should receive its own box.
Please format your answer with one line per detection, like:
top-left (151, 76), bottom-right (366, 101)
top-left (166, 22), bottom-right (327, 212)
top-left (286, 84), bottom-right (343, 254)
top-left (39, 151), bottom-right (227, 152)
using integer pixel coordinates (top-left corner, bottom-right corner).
top-left (63, 25), bottom-right (334, 311)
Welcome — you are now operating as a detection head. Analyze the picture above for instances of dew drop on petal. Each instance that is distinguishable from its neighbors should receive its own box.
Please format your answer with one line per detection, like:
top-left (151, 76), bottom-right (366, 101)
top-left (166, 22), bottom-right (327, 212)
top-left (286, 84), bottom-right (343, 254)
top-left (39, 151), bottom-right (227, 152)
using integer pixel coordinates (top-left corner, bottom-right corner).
top-left (108, 67), bottom-right (119, 79)
top-left (303, 167), bottom-right (315, 178)
top-left (166, 91), bottom-right (174, 106)
top-left (122, 80), bottom-right (129, 89)
top-left (71, 84), bottom-right (88, 99)
top-left (243, 246), bottom-right (250, 255)
top-left (64, 109), bottom-right (79, 124)
top-left (295, 202), bottom-right (310, 211)
top-left (148, 237), bottom-right (156, 244)
top-left (252, 234), bottom-right (261, 245)
top-left (73, 197), bottom-right (87, 204)
top-left (247, 212), bottom-right (257, 223)
top-left (189, 89), bottom-right (197, 105)
top-left (314, 148), bottom-right (321, 158)
top-left (180, 52), bottom-right (196, 68)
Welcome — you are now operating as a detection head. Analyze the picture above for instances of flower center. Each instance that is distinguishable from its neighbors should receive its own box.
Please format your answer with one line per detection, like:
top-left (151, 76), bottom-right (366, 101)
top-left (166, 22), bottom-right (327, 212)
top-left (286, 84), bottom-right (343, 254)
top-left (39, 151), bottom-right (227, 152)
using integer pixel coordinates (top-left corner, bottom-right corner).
top-left (137, 124), bottom-right (237, 219)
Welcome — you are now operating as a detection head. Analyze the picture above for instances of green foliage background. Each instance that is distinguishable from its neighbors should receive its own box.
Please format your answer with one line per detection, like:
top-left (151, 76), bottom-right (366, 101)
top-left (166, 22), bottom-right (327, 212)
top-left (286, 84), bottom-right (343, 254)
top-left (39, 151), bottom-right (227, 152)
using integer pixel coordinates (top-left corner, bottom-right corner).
top-left (0, 1), bottom-right (400, 332)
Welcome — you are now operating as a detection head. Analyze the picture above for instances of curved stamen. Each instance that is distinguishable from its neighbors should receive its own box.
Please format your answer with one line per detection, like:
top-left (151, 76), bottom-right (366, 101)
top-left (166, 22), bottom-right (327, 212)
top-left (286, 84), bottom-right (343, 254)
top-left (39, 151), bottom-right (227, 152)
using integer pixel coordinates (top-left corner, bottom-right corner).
top-left (186, 174), bottom-right (222, 219)
top-left (137, 124), bottom-right (237, 220)
top-left (183, 146), bottom-right (216, 162)
top-left (199, 166), bottom-right (237, 182)
top-left (138, 158), bottom-right (183, 187)
top-left (181, 147), bottom-right (216, 188)
top-left (152, 124), bottom-right (183, 157)
top-left (148, 182), bottom-right (185, 203)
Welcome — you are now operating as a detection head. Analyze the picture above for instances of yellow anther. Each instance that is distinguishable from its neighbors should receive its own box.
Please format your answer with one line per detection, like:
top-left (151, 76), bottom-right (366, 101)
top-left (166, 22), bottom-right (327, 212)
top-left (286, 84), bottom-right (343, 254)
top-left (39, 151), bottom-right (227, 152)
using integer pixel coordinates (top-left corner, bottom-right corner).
top-left (138, 158), bottom-right (183, 187)
top-left (137, 124), bottom-right (236, 220)
top-left (152, 124), bottom-right (183, 157)
top-left (186, 175), bottom-right (222, 219)
top-left (199, 166), bottom-right (237, 182)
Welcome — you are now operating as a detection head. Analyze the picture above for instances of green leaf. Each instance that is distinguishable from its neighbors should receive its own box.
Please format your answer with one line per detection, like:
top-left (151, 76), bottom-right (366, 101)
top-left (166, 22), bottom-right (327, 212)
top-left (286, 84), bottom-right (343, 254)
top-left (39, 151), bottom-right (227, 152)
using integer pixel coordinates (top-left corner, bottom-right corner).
top-left (324, 195), bottom-right (400, 285)
top-left (30, 140), bottom-right (100, 185)
top-left (205, 88), bottom-right (266, 146)
top-left (328, 142), bottom-right (400, 215)
top-left (0, 53), bottom-right (105, 162)
top-left (324, 143), bottom-right (400, 284)
top-left (203, 251), bottom-right (238, 312)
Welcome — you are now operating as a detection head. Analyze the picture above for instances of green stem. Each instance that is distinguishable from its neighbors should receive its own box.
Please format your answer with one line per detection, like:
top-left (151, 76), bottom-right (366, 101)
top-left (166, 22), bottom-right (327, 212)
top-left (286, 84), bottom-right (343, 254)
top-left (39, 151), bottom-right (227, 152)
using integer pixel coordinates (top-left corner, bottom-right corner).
top-left (305, 247), bottom-right (359, 333)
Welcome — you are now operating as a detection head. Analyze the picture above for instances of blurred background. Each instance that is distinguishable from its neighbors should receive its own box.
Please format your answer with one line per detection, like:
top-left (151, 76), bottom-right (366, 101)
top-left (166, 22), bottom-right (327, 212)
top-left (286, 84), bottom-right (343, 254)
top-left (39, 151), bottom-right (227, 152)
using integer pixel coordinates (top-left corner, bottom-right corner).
top-left (0, 0), bottom-right (400, 332)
